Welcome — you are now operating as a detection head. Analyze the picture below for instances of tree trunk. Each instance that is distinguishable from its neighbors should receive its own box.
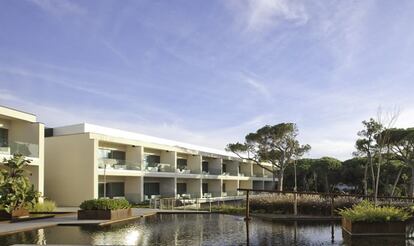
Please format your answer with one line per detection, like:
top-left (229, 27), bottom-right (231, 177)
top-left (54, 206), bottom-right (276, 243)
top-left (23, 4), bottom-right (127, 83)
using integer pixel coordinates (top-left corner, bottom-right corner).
top-left (272, 165), bottom-right (277, 190)
top-left (390, 166), bottom-right (403, 196)
top-left (303, 175), bottom-right (309, 191)
top-left (278, 170), bottom-right (284, 191)
top-left (313, 172), bottom-right (317, 192)
top-left (324, 175), bottom-right (329, 192)
top-left (374, 154), bottom-right (382, 205)
top-left (409, 166), bottom-right (414, 197)
top-left (368, 153), bottom-right (375, 193)
top-left (363, 160), bottom-right (368, 195)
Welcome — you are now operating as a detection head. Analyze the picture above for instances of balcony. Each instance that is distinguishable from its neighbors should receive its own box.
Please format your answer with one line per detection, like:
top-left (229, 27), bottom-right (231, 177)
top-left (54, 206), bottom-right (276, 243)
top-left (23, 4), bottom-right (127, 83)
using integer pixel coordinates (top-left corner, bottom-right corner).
top-left (144, 163), bottom-right (175, 173)
top-left (201, 168), bottom-right (221, 175)
top-left (98, 158), bottom-right (141, 171)
top-left (0, 141), bottom-right (39, 158)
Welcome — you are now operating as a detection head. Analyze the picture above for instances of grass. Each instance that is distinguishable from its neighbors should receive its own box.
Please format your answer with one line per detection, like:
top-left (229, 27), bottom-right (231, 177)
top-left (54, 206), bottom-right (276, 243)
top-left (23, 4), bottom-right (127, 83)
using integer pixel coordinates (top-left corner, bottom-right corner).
top-left (210, 205), bottom-right (245, 215)
top-left (30, 200), bottom-right (56, 212)
top-left (338, 200), bottom-right (410, 222)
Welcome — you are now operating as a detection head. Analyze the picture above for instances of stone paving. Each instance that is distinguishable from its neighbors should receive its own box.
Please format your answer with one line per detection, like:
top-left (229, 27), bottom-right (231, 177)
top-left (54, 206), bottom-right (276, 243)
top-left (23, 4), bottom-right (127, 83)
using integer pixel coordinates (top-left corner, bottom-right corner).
top-left (0, 208), bottom-right (161, 236)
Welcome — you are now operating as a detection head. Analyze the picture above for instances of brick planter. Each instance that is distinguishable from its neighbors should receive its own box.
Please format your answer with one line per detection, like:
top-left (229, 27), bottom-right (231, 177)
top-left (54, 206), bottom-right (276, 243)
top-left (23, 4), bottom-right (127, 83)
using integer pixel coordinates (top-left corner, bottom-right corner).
top-left (78, 208), bottom-right (132, 220)
top-left (0, 208), bottom-right (30, 219)
top-left (342, 217), bottom-right (406, 236)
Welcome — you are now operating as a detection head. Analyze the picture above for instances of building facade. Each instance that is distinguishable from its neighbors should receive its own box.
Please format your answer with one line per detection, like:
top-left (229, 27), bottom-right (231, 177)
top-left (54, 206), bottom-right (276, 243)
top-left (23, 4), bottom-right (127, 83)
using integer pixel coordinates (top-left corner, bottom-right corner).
top-left (45, 123), bottom-right (275, 206)
top-left (0, 106), bottom-right (45, 196)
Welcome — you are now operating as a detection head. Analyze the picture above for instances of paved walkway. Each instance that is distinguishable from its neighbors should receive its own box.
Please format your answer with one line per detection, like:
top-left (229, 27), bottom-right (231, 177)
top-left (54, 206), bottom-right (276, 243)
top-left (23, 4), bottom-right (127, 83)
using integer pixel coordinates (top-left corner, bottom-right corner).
top-left (0, 208), bottom-right (162, 236)
top-left (0, 208), bottom-right (211, 236)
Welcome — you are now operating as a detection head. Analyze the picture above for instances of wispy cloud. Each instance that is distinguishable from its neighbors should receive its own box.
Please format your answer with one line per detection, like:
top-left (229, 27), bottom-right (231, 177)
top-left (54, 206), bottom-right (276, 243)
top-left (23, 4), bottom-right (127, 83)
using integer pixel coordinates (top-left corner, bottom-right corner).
top-left (241, 74), bottom-right (272, 101)
top-left (28, 0), bottom-right (87, 16)
top-left (227, 0), bottom-right (308, 33)
top-left (102, 40), bottom-right (133, 67)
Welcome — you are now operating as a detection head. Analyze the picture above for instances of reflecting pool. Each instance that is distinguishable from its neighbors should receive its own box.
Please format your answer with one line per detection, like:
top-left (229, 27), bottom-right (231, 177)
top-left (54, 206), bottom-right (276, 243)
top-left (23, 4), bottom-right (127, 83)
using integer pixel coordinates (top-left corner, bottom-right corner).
top-left (1, 214), bottom-right (413, 245)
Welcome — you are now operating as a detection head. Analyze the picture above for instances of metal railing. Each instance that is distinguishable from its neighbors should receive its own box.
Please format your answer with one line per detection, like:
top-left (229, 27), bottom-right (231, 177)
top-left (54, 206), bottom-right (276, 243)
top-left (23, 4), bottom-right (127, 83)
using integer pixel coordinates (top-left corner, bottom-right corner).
top-left (238, 188), bottom-right (414, 221)
top-left (0, 141), bottom-right (39, 158)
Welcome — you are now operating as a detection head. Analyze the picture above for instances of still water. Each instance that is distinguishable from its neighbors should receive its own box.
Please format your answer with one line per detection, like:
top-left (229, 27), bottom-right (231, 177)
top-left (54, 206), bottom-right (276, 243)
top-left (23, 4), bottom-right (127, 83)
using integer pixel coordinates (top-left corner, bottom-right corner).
top-left (0, 214), bottom-right (413, 245)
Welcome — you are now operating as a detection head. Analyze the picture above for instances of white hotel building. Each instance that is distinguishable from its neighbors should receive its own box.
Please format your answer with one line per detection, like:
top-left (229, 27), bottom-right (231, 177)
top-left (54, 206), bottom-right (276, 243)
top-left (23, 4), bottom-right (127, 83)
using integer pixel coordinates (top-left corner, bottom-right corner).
top-left (45, 123), bottom-right (274, 206)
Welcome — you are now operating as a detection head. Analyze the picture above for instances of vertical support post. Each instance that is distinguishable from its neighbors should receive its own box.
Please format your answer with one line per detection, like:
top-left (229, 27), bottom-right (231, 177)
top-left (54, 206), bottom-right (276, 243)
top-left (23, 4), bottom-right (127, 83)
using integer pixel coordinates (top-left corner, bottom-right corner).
top-left (294, 192), bottom-right (298, 216)
top-left (209, 198), bottom-right (212, 213)
top-left (245, 190), bottom-right (250, 221)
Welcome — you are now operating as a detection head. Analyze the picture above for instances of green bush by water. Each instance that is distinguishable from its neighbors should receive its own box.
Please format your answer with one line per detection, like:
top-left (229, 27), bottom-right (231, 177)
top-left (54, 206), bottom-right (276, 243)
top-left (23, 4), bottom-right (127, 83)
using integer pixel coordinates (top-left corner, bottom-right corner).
top-left (80, 198), bottom-right (131, 210)
top-left (338, 200), bottom-right (410, 222)
top-left (211, 205), bottom-right (245, 215)
top-left (30, 200), bottom-right (56, 212)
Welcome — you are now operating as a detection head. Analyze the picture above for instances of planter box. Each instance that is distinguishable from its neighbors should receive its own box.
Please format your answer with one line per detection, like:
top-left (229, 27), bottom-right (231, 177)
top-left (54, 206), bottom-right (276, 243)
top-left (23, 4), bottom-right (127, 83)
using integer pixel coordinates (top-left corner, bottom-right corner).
top-left (78, 208), bottom-right (132, 220)
top-left (342, 217), bottom-right (406, 236)
top-left (0, 208), bottom-right (30, 219)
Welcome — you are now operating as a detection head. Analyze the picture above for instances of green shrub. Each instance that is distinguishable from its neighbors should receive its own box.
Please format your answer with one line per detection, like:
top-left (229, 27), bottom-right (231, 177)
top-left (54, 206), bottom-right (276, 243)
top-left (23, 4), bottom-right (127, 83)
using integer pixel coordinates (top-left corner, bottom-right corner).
top-left (30, 200), bottom-right (56, 212)
top-left (79, 198), bottom-right (131, 210)
top-left (338, 200), bottom-right (410, 222)
top-left (211, 205), bottom-right (245, 214)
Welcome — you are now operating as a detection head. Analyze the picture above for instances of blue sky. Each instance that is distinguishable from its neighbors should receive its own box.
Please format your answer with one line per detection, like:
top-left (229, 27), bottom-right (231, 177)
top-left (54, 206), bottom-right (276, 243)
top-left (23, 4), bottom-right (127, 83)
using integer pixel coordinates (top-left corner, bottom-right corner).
top-left (1, 0), bottom-right (414, 160)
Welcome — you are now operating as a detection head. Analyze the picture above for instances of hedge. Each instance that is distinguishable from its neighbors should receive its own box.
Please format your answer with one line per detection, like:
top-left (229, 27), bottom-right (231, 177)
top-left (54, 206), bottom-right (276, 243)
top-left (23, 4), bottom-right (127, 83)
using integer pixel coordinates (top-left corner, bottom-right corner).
top-left (79, 198), bottom-right (131, 210)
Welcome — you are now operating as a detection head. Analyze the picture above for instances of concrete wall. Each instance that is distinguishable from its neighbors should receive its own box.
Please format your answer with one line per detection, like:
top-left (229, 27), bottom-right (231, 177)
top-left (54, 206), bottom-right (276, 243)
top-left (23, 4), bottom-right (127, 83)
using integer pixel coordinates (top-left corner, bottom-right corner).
top-left (223, 180), bottom-right (238, 196)
top-left (177, 178), bottom-right (201, 198)
top-left (240, 163), bottom-right (252, 176)
top-left (223, 160), bottom-right (238, 175)
top-left (160, 150), bottom-right (176, 171)
top-left (126, 145), bottom-right (143, 169)
top-left (239, 180), bottom-right (252, 190)
top-left (125, 176), bottom-right (143, 203)
top-left (253, 165), bottom-right (264, 177)
top-left (203, 179), bottom-right (222, 197)
top-left (144, 177), bottom-right (176, 197)
top-left (187, 154), bottom-right (202, 174)
top-left (45, 133), bottom-right (97, 206)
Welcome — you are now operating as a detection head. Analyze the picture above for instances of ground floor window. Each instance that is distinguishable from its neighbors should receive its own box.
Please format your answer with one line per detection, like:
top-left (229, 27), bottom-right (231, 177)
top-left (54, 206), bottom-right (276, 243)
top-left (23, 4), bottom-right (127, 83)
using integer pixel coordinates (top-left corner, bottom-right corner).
top-left (177, 183), bottom-right (187, 195)
top-left (222, 183), bottom-right (226, 192)
top-left (144, 182), bottom-right (160, 196)
top-left (98, 182), bottom-right (125, 198)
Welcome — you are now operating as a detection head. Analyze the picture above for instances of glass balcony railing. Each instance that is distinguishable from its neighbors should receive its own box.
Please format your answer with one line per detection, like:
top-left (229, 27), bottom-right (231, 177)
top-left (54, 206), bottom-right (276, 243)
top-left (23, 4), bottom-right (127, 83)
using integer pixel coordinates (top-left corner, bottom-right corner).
top-left (0, 141), bottom-right (39, 158)
top-left (144, 163), bottom-right (175, 173)
top-left (201, 168), bottom-right (222, 175)
top-left (98, 158), bottom-right (141, 171)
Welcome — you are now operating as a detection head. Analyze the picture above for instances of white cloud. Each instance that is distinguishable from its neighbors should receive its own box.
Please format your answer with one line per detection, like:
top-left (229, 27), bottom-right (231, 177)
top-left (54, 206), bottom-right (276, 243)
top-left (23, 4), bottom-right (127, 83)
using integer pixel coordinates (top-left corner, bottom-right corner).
top-left (28, 0), bottom-right (86, 16)
top-left (241, 74), bottom-right (272, 101)
top-left (227, 0), bottom-right (308, 33)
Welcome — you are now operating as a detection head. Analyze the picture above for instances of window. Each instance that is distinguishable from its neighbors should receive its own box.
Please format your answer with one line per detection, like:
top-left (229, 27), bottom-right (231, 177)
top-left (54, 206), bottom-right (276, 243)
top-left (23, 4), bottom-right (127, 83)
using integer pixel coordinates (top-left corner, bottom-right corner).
top-left (98, 182), bottom-right (125, 198)
top-left (222, 183), bottom-right (226, 192)
top-left (0, 128), bottom-right (8, 147)
top-left (177, 158), bottom-right (187, 170)
top-left (202, 161), bottom-right (209, 172)
top-left (222, 164), bottom-right (226, 173)
top-left (145, 155), bottom-right (160, 167)
top-left (144, 183), bottom-right (160, 196)
top-left (202, 183), bottom-right (208, 194)
top-left (98, 149), bottom-right (126, 160)
top-left (177, 183), bottom-right (187, 195)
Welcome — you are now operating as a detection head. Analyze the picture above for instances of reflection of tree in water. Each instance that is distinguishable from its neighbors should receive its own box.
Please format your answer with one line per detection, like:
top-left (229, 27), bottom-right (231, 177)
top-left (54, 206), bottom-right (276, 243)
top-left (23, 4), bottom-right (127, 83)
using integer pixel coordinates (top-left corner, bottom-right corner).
top-left (0, 229), bottom-right (39, 245)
